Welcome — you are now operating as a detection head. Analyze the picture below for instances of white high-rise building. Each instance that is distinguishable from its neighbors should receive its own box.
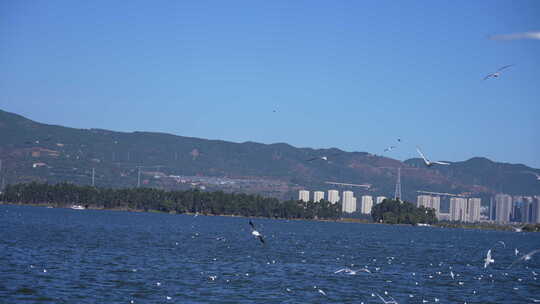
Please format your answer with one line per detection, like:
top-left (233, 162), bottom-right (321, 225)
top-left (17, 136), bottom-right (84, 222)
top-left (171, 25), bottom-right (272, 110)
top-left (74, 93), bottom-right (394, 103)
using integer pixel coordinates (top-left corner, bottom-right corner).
top-left (376, 196), bottom-right (386, 204)
top-left (417, 195), bottom-right (441, 216)
top-left (313, 191), bottom-right (324, 202)
top-left (450, 197), bottom-right (468, 222)
top-left (495, 194), bottom-right (512, 223)
top-left (328, 190), bottom-right (340, 204)
top-left (521, 196), bottom-right (534, 223)
top-left (532, 196), bottom-right (540, 224)
top-left (512, 196), bottom-right (523, 221)
top-left (298, 190), bottom-right (310, 202)
top-left (342, 191), bottom-right (356, 213)
top-left (467, 198), bottom-right (481, 223)
top-left (361, 195), bottom-right (373, 214)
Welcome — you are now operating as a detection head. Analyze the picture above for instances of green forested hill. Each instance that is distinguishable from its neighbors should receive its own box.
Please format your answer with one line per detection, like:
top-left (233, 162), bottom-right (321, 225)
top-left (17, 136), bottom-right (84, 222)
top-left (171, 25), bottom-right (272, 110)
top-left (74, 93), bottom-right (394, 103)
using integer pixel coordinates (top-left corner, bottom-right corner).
top-left (1, 109), bottom-right (539, 200)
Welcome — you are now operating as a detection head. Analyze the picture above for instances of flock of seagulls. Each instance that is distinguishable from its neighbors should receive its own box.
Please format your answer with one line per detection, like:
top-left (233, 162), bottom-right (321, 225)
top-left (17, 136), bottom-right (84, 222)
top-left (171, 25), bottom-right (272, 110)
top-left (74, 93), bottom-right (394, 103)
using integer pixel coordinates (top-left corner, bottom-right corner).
top-left (245, 219), bottom-right (539, 302)
top-left (482, 247), bottom-right (540, 270)
top-left (243, 218), bottom-right (539, 302)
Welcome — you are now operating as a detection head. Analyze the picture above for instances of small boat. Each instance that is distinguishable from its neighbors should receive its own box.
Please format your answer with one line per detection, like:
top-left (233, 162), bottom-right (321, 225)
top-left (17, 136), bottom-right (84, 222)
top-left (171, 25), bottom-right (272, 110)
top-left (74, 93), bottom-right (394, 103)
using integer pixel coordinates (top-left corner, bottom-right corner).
top-left (416, 223), bottom-right (431, 227)
top-left (70, 205), bottom-right (85, 210)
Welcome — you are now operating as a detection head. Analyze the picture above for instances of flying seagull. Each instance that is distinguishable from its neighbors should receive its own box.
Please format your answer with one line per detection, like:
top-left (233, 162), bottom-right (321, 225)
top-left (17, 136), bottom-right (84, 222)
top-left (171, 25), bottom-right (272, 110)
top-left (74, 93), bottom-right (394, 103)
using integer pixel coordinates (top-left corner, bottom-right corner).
top-left (249, 220), bottom-right (265, 244)
top-left (484, 65), bottom-right (514, 80)
top-left (307, 156), bottom-right (328, 162)
top-left (306, 153), bottom-right (341, 162)
top-left (523, 171), bottom-right (540, 181)
top-left (489, 31), bottom-right (540, 41)
top-left (484, 249), bottom-right (494, 268)
top-left (509, 249), bottom-right (540, 268)
top-left (334, 267), bottom-right (371, 275)
top-left (512, 225), bottom-right (525, 233)
top-left (375, 293), bottom-right (398, 304)
top-left (416, 146), bottom-right (450, 167)
top-left (384, 146), bottom-right (396, 152)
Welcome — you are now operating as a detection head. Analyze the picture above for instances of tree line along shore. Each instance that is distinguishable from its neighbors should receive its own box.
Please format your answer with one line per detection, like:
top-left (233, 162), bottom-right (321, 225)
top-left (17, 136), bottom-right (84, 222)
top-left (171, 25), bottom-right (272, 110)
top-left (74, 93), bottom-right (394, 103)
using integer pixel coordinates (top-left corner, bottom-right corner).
top-left (2, 182), bottom-right (538, 232)
top-left (0, 182), bottom-right (341, 220)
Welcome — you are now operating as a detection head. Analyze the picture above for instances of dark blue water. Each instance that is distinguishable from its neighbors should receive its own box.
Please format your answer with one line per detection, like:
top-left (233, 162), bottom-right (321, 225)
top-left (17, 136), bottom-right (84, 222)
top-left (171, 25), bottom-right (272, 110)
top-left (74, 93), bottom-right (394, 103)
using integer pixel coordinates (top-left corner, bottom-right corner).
top-left (1, 204), bottom-right (539, 303)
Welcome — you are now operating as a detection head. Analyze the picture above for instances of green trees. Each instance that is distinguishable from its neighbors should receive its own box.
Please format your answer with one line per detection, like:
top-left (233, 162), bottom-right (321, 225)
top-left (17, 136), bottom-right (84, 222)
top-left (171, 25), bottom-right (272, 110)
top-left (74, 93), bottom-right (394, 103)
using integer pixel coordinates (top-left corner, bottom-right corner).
top-left (0, 182), bottom-right (340, 220)
top-left (371, 199), bottom-right (438, 225)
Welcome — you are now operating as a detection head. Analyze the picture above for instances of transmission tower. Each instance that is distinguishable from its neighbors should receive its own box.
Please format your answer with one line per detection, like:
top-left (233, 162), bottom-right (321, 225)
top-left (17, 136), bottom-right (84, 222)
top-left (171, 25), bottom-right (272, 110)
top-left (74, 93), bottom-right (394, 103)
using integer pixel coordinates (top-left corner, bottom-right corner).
top-left (394, 167), bottom-right (402, 201)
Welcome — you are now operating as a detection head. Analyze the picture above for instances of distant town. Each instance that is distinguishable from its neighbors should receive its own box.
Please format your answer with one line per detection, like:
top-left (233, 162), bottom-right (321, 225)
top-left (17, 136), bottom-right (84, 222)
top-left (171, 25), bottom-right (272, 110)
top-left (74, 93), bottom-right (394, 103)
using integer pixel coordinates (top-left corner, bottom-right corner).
top-left (297, 189), bottom-right (540, 225)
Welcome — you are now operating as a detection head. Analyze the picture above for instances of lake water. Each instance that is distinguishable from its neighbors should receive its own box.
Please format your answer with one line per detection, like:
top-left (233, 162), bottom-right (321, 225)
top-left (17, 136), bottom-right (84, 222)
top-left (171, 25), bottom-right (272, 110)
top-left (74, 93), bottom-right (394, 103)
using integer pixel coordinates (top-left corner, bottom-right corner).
top-left (1, 204), bottom-right (539, 303)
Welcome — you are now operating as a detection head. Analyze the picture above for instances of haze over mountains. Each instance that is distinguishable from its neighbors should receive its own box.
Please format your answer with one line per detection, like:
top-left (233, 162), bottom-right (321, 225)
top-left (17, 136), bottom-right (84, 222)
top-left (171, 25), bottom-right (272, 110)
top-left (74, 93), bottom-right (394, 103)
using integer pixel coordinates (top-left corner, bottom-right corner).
top-left (0, 109), bottom-right (538, 201)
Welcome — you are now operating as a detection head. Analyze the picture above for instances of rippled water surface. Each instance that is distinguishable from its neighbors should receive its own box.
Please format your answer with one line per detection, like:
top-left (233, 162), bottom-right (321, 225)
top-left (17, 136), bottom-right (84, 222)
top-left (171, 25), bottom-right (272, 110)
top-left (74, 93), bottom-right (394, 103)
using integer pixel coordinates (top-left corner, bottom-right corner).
top-left (1, 204), bottom-right (539, 303)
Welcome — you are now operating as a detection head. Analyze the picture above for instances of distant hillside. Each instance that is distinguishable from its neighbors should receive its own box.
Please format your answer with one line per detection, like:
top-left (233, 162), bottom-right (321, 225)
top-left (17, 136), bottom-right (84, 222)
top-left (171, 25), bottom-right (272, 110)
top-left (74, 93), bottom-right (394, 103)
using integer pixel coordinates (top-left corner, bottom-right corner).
top-left (1, 109), bottom-right (539, 201)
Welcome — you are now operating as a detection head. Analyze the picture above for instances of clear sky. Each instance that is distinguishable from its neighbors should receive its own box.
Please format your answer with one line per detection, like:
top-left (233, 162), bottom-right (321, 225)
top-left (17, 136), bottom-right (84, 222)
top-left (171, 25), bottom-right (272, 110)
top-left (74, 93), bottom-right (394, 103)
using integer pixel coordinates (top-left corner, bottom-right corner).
top-left (1, 1), bottom-right (539, 167)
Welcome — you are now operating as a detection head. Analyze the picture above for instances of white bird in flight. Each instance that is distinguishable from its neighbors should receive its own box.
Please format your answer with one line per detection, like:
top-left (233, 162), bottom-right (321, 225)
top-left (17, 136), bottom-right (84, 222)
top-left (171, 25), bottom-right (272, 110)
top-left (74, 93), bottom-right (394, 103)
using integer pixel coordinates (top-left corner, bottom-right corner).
top-left (416, 146), bottom-right (450, 167)
top-left (249, 220), bottom-right (265, 244)
top-left (375, 293), bottom-right (398, 304)
top-left (334, 267), bottom-right (371, 275)
top-left (384, 146), bottom-right (396, 152)
top-left (523, 171), bottom-right (540, 181)
top-left (484, 249), bottom-right (494, 268)
top-left (306, 153), bottom-right (340, 162)
top-left (484, 65), bottom-right (514, 80)
top-left (307, 156), bottom-right (328, 162)
top-left (512, 225), bottom-right (525, 232)
top-left (509, 249), bottom-right (540, 268)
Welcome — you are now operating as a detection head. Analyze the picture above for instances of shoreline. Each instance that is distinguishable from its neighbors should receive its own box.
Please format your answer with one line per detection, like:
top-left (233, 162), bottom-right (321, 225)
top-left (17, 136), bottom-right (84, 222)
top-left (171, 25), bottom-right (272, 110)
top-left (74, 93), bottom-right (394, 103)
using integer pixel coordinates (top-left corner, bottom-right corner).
top-left (2, 202), bottom-right (538, 232)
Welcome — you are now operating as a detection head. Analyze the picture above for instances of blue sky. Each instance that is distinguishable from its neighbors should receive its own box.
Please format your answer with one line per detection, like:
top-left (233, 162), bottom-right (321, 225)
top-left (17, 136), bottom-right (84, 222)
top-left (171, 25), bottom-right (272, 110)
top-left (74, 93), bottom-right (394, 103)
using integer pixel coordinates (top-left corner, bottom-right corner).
top-left (1, 1), bottom-right (539, 167)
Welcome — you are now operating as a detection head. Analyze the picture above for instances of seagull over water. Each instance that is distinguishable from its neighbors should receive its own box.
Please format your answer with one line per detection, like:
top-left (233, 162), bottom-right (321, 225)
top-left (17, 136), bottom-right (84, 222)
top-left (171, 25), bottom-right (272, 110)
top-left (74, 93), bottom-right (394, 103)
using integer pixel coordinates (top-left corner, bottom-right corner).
top-left (334, 267), bottom-right (371, 275)
top-left (375, 293), bottom-right (398, 304)
top-left (416, 146), bottom-right (450, 167)
top-left (512, 225), bottom-right (525, 232)
top-left (484, 249), bottom-right (494, 268)
top-left (509, 249), bottom-right (540, 268)
top-left (249, 220), bottom-right (265, 244)
top-left (484, 65), bottom-right (514, 80)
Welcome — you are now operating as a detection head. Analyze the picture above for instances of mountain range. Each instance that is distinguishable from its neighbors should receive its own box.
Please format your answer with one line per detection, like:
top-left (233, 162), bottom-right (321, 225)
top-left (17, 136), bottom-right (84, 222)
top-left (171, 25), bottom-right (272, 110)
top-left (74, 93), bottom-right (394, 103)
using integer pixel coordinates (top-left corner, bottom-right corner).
top-left (1, 109), bottom-right (539, 202)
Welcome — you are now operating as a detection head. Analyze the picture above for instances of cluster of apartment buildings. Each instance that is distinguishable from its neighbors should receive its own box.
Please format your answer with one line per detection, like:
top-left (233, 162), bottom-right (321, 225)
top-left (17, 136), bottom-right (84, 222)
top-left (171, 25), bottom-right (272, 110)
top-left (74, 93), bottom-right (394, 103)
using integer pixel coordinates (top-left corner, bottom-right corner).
top-left (298, 190), bottom-right (385, 215)
top-left (489, 194), bottom-right (540, 224)
top-left (299, 190), bottom-right (540, 224)
top-left (416, 195), bottom-right (481, 223)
